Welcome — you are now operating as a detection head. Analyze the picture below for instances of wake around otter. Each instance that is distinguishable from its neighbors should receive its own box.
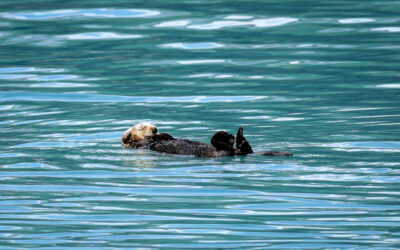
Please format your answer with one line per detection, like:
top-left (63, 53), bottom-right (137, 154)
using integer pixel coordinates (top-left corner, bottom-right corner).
top-left (122, 123), bottom-right (293, 157)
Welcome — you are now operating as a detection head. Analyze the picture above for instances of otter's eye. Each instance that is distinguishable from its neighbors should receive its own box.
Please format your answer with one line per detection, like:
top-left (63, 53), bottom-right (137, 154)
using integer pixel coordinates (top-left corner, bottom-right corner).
top-left (126, 133), bottom-right (132, 141)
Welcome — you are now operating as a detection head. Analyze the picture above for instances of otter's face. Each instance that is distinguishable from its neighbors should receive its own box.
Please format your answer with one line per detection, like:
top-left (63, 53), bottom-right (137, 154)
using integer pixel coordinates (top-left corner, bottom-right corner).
top-left (122, 123), bottom-right (158, 146)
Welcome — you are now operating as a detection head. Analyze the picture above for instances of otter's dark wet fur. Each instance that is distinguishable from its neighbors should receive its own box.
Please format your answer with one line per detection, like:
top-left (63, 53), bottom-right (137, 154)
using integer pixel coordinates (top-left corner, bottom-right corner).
top-left (124, 126), bottom-right (292, 157)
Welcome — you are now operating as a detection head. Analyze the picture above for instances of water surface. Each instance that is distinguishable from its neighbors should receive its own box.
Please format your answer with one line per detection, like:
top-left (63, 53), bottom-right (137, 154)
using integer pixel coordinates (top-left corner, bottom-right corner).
top-left (1, 0), bottom-right (400, 248)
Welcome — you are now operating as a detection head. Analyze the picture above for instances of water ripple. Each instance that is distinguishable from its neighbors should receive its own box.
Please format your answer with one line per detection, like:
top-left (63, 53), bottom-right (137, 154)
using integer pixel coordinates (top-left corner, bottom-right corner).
top-left (224, 15), bottom-right (253, 20)
top-left (338, 18), bottom-right (375, 24)
top-left (375, 83), bottom-right (400, 88)
top-left (188, 17), bottom-right (298, 30)
top-left (3, 162), bottom-right (60, 169)
top-left (154, 20), bottom-right (190, 28)
top-left (325, 141), bottom-right (400, 149)
top-left (1, 8), bottom-right (160, 20)
top-left (0, 67), bottom-right (65, 73)
top-left (371, 27), bottom-right (400, 32)
top-left (0, 184), bottom-right (263, 196)
top-left (323, 141), bottom-right (400, 153)
top-left (0, 91), bottom-right (268, 103)
top-left (12, 142), bottom-right (96, 148)
top-left (160, 42), bottom-right (224, 50)
top-left (57, 32), bottom-right (143, 40)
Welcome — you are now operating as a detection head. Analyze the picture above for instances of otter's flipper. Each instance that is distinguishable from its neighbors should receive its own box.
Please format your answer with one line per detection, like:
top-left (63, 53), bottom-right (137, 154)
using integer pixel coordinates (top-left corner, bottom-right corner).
top-left (235, 127), bottom-right (253, 155)
top-left (211, 131), bottom-right (234, 152)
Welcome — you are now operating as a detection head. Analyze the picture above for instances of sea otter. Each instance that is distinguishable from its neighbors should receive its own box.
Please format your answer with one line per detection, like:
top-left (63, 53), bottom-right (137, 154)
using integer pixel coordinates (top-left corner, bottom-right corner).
top-left (122, 123), bottom-right (292, 157)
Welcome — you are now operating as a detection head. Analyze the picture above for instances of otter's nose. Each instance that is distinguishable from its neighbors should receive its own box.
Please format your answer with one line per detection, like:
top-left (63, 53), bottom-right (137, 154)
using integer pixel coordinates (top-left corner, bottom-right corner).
top-left (153, 127), bottom-right (158, 134)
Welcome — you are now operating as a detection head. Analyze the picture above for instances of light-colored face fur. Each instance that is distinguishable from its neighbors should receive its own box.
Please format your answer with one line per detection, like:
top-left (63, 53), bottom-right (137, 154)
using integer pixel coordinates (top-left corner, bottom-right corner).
top-left (122, 123), bottom-right (158, 146)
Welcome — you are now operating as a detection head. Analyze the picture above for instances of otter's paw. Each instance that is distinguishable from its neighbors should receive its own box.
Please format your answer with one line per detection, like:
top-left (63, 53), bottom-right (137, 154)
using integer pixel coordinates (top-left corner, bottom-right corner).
top-left (235, 127), bottom-right (253, 155)
top-left (211, 131), bottom-right (234, 151)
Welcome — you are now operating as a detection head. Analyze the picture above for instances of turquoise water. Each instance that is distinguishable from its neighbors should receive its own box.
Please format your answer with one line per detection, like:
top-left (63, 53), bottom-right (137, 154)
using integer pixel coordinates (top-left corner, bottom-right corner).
top-left (1, 0), bottom-right (400, 248)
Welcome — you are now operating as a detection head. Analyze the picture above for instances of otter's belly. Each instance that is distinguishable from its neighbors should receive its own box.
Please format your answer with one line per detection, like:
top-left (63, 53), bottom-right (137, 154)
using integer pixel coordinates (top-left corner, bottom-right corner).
top-left (149, 139), bottom-right (213, 156)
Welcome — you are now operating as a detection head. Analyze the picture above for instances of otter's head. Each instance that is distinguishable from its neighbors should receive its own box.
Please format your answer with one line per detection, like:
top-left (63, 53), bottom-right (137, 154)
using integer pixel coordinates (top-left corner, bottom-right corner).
top-left (122, 123), bottom-right (158, 147)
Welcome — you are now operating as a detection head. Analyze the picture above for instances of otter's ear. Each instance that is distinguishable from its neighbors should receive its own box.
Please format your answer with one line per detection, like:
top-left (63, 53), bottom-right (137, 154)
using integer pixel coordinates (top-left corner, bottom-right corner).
top-left (211, 131), bottom-right (234, 151)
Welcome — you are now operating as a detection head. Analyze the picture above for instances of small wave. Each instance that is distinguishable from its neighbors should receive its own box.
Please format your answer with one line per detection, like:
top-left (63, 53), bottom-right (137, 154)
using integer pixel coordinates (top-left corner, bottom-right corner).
top-left (0, 67), bottom-right (65, 73)
top-left (375, 83), bottom-right (400, 88)
top-left (160, 42), bottom-right (224, 50)
top-left (338, 18), bottom-right (375, 24)
top-left (12, 142), bottom-right (96, 148)
top-left (224, 15), bottom-right (253, 20)
top-left (0, 184), bottom-right (264, 196)
top-left (0, 74), bottom-right (36, 80)
top-left (252, 18), bottom-right (298, 27)
top-left (154, 20), bottom-right (190, 27)
top-left (187, 73), bottom-right (293, 81)
top-left (57, 32), bottom-right (143, 40)
top-left (323, 141), bottom-right (400, 152)
top-left (29, 82), bottom-right (93, 88)
top-left (29, 74), bottom-right (79, 81)
top-left (188, 17), bottom-right (298, 30)
top-left (1, 34), bottom-right (64, 47)
top-left (0, 153), bottom-right (26, 158)
top-left (318, 28), bottom-right (354, 33)
top-left (0, 91), bottom-right (266, 103)
top-left (371, 27), bottom-right (400, 32)
top-left (242, 116), bottom-right (304, 121)
top-left (1, 8), bottom-right (160, 20)
top-left (3, 162), bottom-right (60, 169)
top-left (0, 73), bottom-right (84, 82)
top-left (177, 59), bottom-right (226, 65)
top-left (327, 141), bottom-right (400, 149)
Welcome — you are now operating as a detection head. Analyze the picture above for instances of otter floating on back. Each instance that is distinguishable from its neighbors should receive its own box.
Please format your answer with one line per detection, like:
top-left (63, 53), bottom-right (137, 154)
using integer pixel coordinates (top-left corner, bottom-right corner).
top-left (122, 123), bottom-right (293, 157)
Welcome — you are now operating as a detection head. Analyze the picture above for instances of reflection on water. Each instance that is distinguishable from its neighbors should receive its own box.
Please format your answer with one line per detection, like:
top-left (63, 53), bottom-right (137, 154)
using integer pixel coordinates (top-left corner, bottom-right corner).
top-left (1, 0), bottom-right (400, 248)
